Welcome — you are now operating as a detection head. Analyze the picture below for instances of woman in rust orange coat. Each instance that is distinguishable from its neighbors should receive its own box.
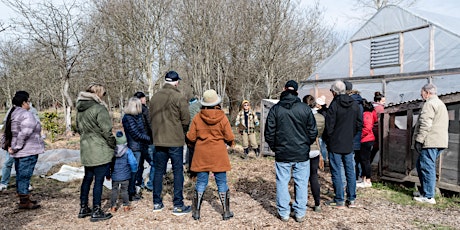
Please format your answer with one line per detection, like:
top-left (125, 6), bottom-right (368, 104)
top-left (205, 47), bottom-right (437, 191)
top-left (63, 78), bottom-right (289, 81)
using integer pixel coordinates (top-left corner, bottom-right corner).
top-left (186, 89), bottom-right (235, 221)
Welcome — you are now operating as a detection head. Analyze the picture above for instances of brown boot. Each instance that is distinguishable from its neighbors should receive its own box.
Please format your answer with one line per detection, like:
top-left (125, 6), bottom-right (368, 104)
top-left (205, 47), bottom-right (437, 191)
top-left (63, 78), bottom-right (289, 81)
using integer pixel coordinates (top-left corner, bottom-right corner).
top-left (123, 206), bottom-right (132, 212)
top-left (18, 194), bottom-right (41, 209)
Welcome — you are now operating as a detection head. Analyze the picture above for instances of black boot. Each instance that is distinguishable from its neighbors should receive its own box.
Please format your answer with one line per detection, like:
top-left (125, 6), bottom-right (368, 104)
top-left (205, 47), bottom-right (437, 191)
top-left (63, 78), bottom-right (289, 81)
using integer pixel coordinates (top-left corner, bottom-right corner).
top-left (241, 148), bottom-right (249, 159)
top-left (219, 190), bottom-right (234, 220)
top-left (90, 206), bottom-right (113, 222)
top-left (192, 190), bottom-right (204, 220)
top-left (78, 204), bottom-right (92, 218)
top-left (254, 148), bottom-right (260, 157)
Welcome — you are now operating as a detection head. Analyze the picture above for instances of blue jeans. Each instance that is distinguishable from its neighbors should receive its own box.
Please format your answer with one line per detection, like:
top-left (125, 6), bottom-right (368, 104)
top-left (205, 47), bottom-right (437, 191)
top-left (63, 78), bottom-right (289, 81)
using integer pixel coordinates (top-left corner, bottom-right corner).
top-left (146, 145), bottom-right (156, 190)
top-left (1, 152), bottom-right (14, 186)
top-left (153, 146), bottom-right (184, 207)
top-left (319, 138), bottom-right (328, 161)
top-left (329, 152), bottom-right (356, 204)
top-left (14, 155), bottom-right (38, 195)
top-left (416, 148), bottom-right (443, 198)
top-left (195, 172), bottom-right (228, 193)
top-left (80, 163), bottom-right (110, 207)
top-left (275, 161), bottom-right (309, 218)
top-left (129, 151), bottom-right (141, 195)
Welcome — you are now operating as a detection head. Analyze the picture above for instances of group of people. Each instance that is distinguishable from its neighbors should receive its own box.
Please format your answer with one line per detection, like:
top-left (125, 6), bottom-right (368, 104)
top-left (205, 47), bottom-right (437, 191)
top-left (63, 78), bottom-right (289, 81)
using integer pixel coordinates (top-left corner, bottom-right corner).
top-left (0, 72), bottom-right (448, 223)
top-left (265, 79), bottom-right (448, 222)
top-left (75, 71), bottom-right (235, 222)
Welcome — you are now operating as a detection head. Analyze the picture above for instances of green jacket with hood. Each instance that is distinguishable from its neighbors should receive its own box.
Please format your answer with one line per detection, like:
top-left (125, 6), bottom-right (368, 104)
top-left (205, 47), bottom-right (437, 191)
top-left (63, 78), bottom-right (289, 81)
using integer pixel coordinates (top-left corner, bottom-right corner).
top-left (76, 91), bottom-right (116, 167)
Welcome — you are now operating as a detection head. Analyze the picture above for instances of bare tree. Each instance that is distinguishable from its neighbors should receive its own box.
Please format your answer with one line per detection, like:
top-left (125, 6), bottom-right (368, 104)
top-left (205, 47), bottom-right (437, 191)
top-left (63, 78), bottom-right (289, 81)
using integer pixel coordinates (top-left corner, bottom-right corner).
top-left (3, 0), bottom-right (90, 135)
top-left (351, 0), bottom-right (419, 21)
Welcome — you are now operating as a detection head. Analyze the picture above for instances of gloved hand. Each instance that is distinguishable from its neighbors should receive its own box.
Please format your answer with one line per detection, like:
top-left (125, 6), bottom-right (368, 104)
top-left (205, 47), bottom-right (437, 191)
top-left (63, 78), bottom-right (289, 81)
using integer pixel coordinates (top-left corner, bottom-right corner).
top-left (414, 141), bottom-right (423, 153)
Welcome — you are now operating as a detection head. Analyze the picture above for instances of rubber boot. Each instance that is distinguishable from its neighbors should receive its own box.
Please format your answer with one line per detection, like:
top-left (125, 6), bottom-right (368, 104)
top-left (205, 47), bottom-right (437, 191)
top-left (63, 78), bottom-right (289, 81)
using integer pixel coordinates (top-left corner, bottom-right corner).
top-left (192, 190), bottom-right (204, 220)
top-left (90, 206), bottom-right (113, 222)
top-left (18, 194), bottom-right (41, 210)
top-left (219, 190), bottom-right (234, 220)
top-left (78, 204), bottom-right (92, 218)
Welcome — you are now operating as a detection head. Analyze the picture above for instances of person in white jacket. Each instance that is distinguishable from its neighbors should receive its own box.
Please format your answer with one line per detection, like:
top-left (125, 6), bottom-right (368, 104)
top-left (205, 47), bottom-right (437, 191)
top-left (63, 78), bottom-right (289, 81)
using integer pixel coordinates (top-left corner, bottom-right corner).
top-left (413, 83), bottom-right (449, 204)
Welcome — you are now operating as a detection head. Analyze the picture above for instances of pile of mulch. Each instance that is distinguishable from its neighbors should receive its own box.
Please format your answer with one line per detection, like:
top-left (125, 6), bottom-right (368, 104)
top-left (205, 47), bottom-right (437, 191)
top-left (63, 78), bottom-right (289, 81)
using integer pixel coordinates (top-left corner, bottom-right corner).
top-left (1, 151), bottom-right (459, 229)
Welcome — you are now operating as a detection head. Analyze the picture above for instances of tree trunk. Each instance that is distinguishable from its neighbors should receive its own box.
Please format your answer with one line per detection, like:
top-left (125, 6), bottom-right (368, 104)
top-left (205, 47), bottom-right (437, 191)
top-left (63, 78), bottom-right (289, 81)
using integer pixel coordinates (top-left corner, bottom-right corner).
top-left (62, 77), bottom-right (73, 137)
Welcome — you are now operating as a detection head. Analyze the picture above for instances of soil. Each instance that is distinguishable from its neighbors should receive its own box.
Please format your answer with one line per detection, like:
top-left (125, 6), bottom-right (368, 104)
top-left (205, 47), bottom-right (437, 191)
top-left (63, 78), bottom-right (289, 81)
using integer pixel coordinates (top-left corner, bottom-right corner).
top-left (1, 147), bottom-right (459, 230)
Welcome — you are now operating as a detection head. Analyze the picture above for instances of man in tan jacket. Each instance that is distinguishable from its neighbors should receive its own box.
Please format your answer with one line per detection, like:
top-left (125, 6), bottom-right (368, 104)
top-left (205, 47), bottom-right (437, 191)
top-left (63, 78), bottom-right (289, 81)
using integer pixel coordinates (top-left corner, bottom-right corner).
top-left (149, 71), bottom-right (191, 215)
top-left (413, 83), bottom-right (448, 204)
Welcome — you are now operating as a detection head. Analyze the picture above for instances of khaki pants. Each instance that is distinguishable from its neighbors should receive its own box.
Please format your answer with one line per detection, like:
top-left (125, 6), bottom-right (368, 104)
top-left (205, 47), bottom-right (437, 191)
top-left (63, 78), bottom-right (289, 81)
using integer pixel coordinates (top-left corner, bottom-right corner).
top-left (242, 132), bottom-right (258, 149)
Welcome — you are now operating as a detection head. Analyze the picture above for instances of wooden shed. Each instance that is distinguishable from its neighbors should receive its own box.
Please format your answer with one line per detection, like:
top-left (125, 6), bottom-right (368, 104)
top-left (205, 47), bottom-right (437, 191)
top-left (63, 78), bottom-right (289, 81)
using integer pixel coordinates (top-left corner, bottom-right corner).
top-left (379, 92), bottom-right (460, 192)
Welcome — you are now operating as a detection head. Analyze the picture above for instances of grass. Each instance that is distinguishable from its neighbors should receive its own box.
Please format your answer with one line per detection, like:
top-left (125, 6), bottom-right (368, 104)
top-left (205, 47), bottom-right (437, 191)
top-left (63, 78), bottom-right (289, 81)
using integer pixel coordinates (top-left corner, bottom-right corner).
top-left (370, 181), bottom-right (460, 209)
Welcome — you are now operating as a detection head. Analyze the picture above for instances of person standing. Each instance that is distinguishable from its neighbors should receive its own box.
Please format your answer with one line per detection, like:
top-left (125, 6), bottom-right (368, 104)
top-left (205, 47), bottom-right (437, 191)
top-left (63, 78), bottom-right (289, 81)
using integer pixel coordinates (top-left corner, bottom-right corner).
top-left (356, 99), bottom-right (377, 188)
top-left (371, 91), bottom-right (385, 162)
top-left (413, 83), bottom-right (448, 204)
top-left (4, 91), bottom-right (44, 209)
top-left (323, 80), bottom-right (362, 209)
top-left (122, 97), bottom-right (151, 201)
top-left (133, 91), bottom-right (155, 192)
top-left (149, 70), bottom-right (191, 215)
top-left (187, 89), bottom-right (235, 221)
top-left (235, 100), bottom-right (260, 158)
top-left (109, 131), bottom-right (138, 212)
top-left (186, 96), bottom-right (201, 178)
top-left (302, 95), bottom-right (325, 212)
top-left (1, 91), bottom-right (38, 192)
top-left (76, 83), bottom-right (115, 221)
top-left (264, 80), bottom-right (317, 222)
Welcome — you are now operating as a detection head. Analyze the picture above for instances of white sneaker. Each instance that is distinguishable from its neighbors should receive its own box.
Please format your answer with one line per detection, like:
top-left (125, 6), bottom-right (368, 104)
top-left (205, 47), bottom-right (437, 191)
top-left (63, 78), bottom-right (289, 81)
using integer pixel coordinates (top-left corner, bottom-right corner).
top-left (28, 185), bottom-right (34, 191)
top-left (356, 182), bottom-right (372, 188)
top-left (135, 185), bottom-right (141, 194)
top-left (0, 184), bottom-right (7, 191)
top-left (413, 196), bottom-right (436, 204)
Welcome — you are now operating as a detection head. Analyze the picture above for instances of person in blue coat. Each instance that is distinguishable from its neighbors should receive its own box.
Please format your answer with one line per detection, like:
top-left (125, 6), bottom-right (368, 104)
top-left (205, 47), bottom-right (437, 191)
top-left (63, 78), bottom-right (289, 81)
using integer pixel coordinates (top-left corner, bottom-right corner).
top-left (109, 131), bottom-right (138, 212)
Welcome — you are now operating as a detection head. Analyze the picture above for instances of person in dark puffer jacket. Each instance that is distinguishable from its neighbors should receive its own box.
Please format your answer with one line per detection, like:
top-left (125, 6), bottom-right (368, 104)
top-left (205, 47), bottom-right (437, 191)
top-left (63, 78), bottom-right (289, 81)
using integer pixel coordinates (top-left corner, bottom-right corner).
top-left (122, 97), bottom-right (151, 201)
top-left (109, 131), bottom-right (138, 212)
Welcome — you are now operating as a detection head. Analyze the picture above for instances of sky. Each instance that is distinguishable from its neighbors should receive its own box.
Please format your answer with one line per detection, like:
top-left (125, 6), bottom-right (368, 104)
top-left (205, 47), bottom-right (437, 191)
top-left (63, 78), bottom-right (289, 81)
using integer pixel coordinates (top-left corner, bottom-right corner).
top-left (1, 0), bottom-right (459, 40)
top-left (301, 0), bottom-right (460, 40)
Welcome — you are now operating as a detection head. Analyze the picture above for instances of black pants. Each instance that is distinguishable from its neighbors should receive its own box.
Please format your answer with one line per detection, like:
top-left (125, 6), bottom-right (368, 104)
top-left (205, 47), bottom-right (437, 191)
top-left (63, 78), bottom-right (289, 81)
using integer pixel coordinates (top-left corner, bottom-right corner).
top-left (309, 156), bottom-right (320, 206)
top-left (357, 141), bottom-right (373, 178)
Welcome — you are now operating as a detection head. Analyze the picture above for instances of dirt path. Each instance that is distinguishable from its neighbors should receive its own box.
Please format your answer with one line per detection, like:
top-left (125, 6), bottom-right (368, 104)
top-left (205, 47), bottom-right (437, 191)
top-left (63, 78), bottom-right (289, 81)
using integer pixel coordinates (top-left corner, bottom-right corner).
top-left (1, 154), bottom-right (459, 229)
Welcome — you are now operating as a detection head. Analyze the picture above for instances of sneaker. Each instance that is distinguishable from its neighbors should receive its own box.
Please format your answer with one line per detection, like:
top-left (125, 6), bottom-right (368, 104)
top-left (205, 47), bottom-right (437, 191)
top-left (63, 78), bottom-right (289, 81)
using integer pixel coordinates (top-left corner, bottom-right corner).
top-left (0, 184), bottom-right (7, 191)
top-left (153, 203), bottom-right (164, 212)
top-left (346, 200), bottom-right (357, 208)
top-left (324, 200), bottom-right (345, 209)
top-left (279, 214), bottom-right (289, 222)
top-left (135, 186), bottom-right (142, 194)
top-left (356, 177), bottom-right (363, 183)
top-left (413, 191), bottom-right (421, 197)
top-left (414, 196), bottom-right (436, 204)
top-left (313, 206), bottom-right (321, 212)
top-left (172, 205), bottom-right (192, 216)
top-left (28, 185), bottom-right (34, 191)
top-left (295, 215), bottom-right (305, 223)
top-left (356, 181), bottom-right (372, 188)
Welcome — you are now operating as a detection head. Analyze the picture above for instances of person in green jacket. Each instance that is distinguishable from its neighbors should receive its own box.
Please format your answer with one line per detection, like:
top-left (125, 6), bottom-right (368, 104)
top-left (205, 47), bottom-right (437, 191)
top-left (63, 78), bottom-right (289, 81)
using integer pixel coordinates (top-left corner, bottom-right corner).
top-left (76, 83), bottom-right (116, 222)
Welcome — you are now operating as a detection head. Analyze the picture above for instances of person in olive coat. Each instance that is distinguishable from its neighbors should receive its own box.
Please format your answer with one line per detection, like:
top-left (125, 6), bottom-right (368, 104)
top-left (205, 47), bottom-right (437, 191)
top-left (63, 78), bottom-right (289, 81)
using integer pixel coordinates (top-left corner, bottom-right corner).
top-left (76, 83), bottom-right (116, 222)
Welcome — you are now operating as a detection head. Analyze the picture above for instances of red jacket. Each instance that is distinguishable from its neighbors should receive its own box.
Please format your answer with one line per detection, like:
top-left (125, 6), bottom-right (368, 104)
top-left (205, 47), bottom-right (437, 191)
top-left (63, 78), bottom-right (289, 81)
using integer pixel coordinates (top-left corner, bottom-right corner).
top-left (361, 111), bottom-right (377, 143)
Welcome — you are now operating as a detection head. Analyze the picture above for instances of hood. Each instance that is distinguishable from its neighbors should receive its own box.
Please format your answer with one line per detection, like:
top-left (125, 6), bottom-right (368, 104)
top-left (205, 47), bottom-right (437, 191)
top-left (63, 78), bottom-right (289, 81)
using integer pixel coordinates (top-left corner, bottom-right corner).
top-left (350, 93), bottom-right (363, 105)
top-left (115, 144), bottom-right (128, 157)
top-left (76, 91), bottom-right (108, 112)
top-left (278, 91), bottom-right (300, 109)
top-left (199, 109), bottom-right (226, 125)
top-left (336, 94), bottom-right (356, 108)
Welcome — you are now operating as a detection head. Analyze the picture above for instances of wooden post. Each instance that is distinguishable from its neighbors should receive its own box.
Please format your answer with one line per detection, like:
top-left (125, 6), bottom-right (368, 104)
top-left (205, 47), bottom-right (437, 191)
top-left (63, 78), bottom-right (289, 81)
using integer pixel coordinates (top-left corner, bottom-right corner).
top-left (406, 109), bottom-right (413, 175)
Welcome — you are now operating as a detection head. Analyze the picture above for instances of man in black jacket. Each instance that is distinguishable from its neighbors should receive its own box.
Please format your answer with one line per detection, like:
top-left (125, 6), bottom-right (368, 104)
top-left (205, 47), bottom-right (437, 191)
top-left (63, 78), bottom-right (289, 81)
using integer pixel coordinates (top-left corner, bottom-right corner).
top-left (264, 80), bottom-right (317, 222)
top-left (323, 80), bottom-right (362, 209)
